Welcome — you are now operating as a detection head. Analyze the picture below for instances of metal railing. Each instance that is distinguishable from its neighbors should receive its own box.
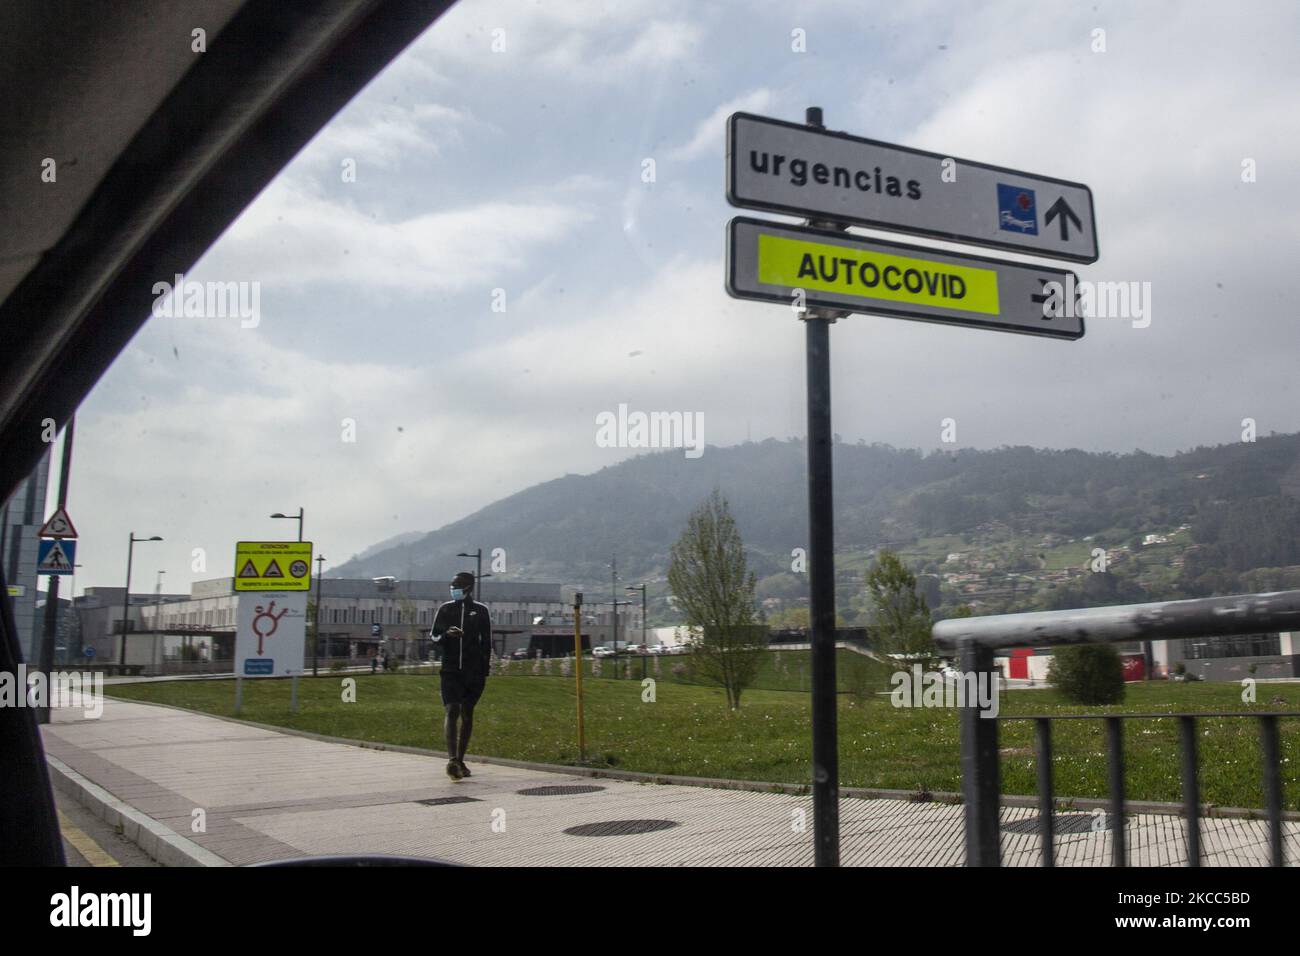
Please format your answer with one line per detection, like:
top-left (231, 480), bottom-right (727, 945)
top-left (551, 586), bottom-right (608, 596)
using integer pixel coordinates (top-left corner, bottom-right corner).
top-left (933, 589), bottom-right (1300, 867)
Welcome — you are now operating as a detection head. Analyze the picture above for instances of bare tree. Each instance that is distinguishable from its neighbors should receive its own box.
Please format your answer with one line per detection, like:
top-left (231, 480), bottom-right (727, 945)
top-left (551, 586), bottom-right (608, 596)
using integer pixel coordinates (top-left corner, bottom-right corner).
top-left (667, 490), bottom-right (764, 709)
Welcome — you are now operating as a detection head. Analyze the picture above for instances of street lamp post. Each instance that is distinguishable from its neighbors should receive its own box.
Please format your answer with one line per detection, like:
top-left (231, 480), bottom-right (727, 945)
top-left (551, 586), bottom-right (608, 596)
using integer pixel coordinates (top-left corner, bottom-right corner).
top-left (270, 507), bottom-right (304, 542)
top-left (70, 563), bottom-right (84, 659)
top-left (626, 584), bottom-right (647, 679)
top-left (598, 599), bottom-right (636, 678)
top-left (119, 533), bottom-right (163, 668)
top-left (457, 549), bottom-right (484, 602)
top-left (456, 550), bottom-right (498, 650)
top-left (313, 554), bottom-right (325, 677)
top-left (154, 570), bottom-right (166, 664)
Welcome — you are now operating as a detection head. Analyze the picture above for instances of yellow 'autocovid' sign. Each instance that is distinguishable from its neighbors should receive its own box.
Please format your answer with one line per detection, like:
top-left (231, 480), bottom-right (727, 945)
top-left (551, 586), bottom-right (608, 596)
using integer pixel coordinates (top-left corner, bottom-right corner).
top-left (757, 233), bottom-right (1001, 315)
top-left (234, 541), bottom-right (314, 591)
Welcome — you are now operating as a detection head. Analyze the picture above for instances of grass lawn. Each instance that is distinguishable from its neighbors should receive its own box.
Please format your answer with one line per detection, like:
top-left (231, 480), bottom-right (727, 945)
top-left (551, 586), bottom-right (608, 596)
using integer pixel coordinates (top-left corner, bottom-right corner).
top-left (894, 535), bottom-right (968, 563)
top-left (375, 647), bottom-right (892, 695)
top-left (1039, 540), bottom-right (1094, 570)
top-left (105, 657), bottom-right (1300, 809)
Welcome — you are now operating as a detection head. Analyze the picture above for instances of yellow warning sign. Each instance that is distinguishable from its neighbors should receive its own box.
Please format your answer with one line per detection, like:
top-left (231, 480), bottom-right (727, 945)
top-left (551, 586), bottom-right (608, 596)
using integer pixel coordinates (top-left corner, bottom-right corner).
top-left (233, 541), bottom-right (313, 591)
top-left (756, 233), bottom-right (1001, 315)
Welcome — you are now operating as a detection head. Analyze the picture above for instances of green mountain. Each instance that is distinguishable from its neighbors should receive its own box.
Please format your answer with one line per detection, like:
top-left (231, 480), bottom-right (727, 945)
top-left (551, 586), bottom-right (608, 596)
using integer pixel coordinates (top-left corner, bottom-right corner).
top-left (332, 433), bottom-right (1300, 618)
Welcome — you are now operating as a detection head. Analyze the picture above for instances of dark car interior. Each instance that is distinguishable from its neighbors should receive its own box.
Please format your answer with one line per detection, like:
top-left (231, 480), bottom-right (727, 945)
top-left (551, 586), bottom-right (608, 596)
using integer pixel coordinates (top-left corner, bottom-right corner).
top-left (0, 0), bottom-right (456, 866)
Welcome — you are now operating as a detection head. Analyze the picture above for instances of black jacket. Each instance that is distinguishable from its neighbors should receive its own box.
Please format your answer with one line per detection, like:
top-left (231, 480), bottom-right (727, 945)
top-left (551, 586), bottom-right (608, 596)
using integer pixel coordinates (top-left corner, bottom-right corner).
top-left (431, 599), bottom-right (492, 676)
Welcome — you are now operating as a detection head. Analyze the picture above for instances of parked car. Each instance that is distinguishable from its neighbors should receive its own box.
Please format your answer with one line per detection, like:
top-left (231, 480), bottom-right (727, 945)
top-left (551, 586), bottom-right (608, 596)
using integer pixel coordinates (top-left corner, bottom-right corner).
top-left (591, 645), bottom-right (615, 658)
top-left (510, 647), bottom-right (531, 660)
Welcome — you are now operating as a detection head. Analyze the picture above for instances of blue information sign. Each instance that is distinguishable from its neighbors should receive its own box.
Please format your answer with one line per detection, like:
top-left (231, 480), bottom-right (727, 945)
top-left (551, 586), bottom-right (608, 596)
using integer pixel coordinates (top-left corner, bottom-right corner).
top-left (37, 539), bottom-right (76, 575)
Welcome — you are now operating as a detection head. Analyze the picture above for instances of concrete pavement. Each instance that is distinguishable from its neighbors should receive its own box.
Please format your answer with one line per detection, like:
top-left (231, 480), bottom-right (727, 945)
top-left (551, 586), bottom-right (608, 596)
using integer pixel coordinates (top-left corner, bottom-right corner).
top-left (42, 696), bottom-right (1299, 866)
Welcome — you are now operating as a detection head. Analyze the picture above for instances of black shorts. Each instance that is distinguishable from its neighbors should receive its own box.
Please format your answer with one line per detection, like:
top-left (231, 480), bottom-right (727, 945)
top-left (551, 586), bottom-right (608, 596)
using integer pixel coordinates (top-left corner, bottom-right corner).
top-left (440, 670), bottom-right (486, 708)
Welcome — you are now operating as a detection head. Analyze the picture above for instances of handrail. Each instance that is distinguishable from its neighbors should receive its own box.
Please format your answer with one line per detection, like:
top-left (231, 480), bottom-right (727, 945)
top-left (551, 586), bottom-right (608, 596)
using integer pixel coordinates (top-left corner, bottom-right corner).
top-left (933, 588), bottom-right (1300, 652)
top-left (997, 710), bottom-right (1300, 721)
top-left (933, 588), bottom-right (1300, 868)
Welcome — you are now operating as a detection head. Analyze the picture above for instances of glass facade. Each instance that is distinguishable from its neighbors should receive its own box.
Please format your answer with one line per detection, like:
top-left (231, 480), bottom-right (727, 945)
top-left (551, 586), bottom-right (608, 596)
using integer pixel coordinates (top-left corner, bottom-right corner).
top-left (1182, 633), bottom-right (1281, 660)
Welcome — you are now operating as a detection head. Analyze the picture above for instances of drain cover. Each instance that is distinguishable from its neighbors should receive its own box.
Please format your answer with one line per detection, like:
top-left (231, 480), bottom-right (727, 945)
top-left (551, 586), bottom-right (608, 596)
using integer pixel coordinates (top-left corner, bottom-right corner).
top-left (564, 819), bottom-right (680, 837)
top-left (517, 784), bottom-right (606, 797)
top-left (1002, 813), bottom-right (1128, 834)
top-left (416, 796), bottom-right (483, 806)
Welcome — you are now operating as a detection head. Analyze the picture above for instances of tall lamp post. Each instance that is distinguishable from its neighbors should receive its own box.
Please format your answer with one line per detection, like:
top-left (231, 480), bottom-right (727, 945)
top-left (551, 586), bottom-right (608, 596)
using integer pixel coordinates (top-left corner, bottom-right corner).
top-left (626, 584), bottom-right (647, 679)
top-left (478, 573), bottom-right (496, 651)
top-left (313, 554), bottom-right (325, 677)
top-left (153, 570), bottom-right (166, 661)
top-left (119, 533), bottom-right (163, 667)
top-left (69, 563), bottom-right (84, 660)
top-left (604, 599), bottom-right (636, 679)
top-left (457, 548), bottom-right (481, 583)
top-left (457, 549), bottom-right (486, 603)
top-left (271, 507), bottom-right (304, 541)
top-left (456, 551), bottom-right (495, 650)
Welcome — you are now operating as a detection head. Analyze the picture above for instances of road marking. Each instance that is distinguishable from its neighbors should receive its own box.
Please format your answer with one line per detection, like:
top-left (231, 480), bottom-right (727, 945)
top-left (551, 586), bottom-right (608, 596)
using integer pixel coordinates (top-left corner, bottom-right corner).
top-left (58, 810), bottom-right (120, 867)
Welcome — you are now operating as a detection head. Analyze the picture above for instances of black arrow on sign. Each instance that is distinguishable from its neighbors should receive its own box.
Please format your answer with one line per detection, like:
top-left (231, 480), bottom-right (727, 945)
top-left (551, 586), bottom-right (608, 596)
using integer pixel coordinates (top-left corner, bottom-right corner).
top-left (1031, 278), bottom-right (1055, 321)
top-left (1031, 276), bottom-right (1081, 321)
top-left (1045, 196), bottom-right (1082, 241)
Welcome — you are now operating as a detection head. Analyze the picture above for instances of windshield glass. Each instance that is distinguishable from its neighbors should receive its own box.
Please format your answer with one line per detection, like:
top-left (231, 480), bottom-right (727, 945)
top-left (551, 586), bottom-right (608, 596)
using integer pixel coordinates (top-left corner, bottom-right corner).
top-left (26, 0), bottom-right (1300, 873)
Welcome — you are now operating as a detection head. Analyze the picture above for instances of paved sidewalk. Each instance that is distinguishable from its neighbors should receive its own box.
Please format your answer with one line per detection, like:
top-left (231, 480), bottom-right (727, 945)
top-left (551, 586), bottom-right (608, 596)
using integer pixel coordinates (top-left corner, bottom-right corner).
top-left (42, 698), bottom-right (1298, 866)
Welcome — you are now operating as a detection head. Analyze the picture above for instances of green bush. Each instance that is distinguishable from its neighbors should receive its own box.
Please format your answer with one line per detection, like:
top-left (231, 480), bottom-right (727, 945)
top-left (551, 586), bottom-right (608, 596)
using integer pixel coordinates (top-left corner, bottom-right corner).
top-left (1047, 644), bottom-right (1125, 705)
top-left (841, 654), bottom-right (884, 699)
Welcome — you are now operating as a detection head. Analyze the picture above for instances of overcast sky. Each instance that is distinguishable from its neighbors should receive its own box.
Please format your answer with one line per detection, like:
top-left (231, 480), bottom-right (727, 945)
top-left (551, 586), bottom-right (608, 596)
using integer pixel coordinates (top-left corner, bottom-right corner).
top-left (58, 0), bottom-right (1300, 594)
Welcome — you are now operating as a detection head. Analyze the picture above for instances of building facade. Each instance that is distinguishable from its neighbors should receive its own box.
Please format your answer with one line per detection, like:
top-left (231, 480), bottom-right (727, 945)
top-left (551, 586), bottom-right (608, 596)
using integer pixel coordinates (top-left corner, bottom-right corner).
top-left (989, 634), bottom-right (1299, 682)
top-left (68, 576), bottom-right (637, 673)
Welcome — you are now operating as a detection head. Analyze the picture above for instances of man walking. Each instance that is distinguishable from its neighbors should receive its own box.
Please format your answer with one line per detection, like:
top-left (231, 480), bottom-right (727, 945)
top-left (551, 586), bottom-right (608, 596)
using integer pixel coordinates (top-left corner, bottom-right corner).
top-left (431, 571), bottom-right (492, 780)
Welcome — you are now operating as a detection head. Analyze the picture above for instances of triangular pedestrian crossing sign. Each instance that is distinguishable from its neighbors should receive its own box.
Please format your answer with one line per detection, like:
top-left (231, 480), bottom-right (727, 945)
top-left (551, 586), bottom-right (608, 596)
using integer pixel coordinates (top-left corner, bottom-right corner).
top-left (238, 559), bottom-right (260, 578)
top-left (38, 506), bottom-right (78, 538)
top-left (263, 558), bottom-right (284, 578)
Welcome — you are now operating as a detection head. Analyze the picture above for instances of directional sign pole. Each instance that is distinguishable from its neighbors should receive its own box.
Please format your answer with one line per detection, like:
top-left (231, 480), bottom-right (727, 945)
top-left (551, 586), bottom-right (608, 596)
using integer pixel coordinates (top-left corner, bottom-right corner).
top-left (726, 107), bottom-right (1094, 868)
top-left (802, 107), bottom-right (841, 868)
top-left (37, 414), bottom-right (74, 725)
top-left (806, 302), bottom-right (841, 867)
